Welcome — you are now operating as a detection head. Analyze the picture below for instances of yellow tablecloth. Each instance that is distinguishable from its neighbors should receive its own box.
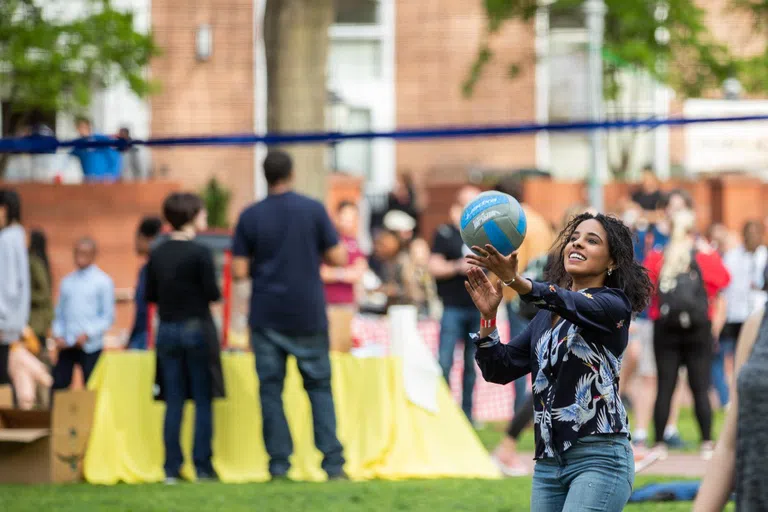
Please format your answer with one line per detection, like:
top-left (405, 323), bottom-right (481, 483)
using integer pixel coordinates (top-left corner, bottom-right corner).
top-left (84, 352), bottom-right (501, 484)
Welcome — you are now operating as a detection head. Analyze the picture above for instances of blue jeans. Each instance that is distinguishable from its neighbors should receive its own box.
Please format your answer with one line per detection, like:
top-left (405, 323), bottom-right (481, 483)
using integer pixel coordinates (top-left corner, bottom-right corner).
top-left (251, 328), bottom-right (345, 477)
top-left (532, 435), bottom-right (634, 512)
top-left (438, 306), bottom-right (481, 421)
top-left (711, 336), bottom-right (734, 406)
top-left (127, 331), bottom-right (148, 350)
top-left (506, 301), bottom-right (530, 412)
top-left (156, 320), bottom-right (214, 478)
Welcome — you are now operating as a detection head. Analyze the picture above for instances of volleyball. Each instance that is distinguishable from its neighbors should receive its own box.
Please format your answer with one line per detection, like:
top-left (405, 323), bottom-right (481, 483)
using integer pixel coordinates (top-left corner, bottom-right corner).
top-left (460, 191), bottom-right (527, 256)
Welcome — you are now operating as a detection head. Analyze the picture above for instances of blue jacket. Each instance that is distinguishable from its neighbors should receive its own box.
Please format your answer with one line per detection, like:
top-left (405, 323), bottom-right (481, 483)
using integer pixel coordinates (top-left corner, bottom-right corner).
top-left (71, 135), bottom-right (122, 181)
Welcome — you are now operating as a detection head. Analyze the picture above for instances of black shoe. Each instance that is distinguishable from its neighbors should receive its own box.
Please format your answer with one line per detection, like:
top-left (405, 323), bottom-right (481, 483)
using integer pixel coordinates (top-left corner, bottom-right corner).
top-left (164, 471), bottom-right (182, 485)
top-left (270, 473), bottom-right (290, 482)
top-left (196, 469), bottom-right (219, 482)
top-left (663, 433), bottom-right (688, 450)
top-left (327, 470), bottom-right (349, 481)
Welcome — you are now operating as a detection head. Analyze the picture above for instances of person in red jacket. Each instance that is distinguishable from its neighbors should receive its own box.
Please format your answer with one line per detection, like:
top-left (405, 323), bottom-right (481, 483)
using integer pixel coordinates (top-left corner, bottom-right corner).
top-left (644, 209), bottom-right (730, 460)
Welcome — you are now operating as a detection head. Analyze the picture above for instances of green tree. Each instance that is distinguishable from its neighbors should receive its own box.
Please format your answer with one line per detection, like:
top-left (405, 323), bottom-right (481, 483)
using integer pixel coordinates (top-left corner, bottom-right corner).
top-left (465, 0), bottom-right (748, 178)
top-left (465, 0), bottom-right (738, 99)
top-left (0, 0), bottom-right (158, 132)
top-left (731, 0), bottom-right (768, 91)
top-left (201, 177), bottom-right (231, 229)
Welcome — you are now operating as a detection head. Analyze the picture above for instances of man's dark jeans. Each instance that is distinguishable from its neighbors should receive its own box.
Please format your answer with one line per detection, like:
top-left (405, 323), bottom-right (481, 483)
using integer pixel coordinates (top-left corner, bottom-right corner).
top-left (251, 327), bottom-right (345, 478)
top-left (52, 347), bottom-right (102, 390)
top-left (156, 320), bottom-right (214, 478)
top-left (437, 306), bottom-right (481, 421)
top-left (506, 301), bottom-right (531, 413)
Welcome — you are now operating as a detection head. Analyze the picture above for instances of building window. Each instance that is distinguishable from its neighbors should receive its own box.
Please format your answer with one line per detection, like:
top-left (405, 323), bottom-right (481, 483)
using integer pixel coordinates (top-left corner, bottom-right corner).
top-left (327, 0), bottom-right (393, 191)
top-left (335, 0), bottom-right (379, 25)
top-left (328, 40), bottom-right (382, 82)
top-left (336, 107), bottom-right (373, 179)
top-left (547, 32), bottom-right (588, 121)
top-left (549, 6), bottom-right (584, 29)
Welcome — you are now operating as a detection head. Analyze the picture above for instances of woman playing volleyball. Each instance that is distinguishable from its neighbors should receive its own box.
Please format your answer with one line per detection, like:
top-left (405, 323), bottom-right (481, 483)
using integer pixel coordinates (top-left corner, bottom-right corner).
top-left (465, 212), bottom-right (653, 511)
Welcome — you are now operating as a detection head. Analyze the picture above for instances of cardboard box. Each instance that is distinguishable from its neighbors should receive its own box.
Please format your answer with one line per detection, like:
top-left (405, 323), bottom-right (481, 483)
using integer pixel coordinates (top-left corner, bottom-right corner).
top-left (0, 390), bottom-right (95, 484)
top-left (328, 306), bottom-right (355, 353)
top-left (0, 385), bottom-right (13, 408)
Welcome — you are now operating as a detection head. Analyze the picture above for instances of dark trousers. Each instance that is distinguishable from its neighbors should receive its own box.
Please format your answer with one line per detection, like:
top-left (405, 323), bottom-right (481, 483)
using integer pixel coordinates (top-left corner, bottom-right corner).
top-left (251, 328), bottom-right (345, 477)
top-left (506, 302), bottom-right (531, 412)
top-left (506, 393), bottom-right (535, 440)
top-left (437, 306), bottom-right (481, 421)
top-left (127, 331), bottom-right (148, 350)
top-left (0, 344), bottom-right (10, 385)
top-left (653, 322), bottom-right (713, 443)
top-left (52, 347), bottom-right (101, 390)
top-left (156, 320), bottom-right (214, 478)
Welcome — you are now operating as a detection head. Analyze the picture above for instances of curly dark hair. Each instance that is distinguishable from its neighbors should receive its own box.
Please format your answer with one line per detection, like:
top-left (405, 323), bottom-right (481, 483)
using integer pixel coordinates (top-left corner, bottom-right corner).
top-left (545, 212), bottom-right (653, 314)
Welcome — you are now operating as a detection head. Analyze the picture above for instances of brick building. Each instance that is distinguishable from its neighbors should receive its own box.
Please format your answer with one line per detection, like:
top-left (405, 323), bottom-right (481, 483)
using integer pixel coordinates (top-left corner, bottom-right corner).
top-left (3, 0), bottom-right (765, 216)
top-left (141, 0), bottom-right (540, 218)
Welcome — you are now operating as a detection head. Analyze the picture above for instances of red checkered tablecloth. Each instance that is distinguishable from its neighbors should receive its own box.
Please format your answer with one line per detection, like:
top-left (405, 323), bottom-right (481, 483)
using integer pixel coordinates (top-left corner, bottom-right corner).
top-left (351, 314), bottom-right (524, 422)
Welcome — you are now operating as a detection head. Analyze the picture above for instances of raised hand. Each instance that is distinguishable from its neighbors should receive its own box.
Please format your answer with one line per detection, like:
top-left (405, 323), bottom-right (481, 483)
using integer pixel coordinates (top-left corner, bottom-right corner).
top-left (466, 244), bottom-right (519, 284)
top-left (464, 266), bottom-right (503, 319)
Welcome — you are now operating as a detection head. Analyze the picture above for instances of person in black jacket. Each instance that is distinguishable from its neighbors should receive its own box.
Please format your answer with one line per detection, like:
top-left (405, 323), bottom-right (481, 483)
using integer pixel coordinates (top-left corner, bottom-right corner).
top-left (145, 192), bottom-right (221, 484)
top-left (465, 212), bottom-right (653, 511)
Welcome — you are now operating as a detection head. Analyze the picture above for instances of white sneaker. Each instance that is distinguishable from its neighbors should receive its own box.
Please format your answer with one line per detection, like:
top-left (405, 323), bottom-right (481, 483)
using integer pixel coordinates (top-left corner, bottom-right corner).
top-left (700, 441), bottom-right (715, 460)
top-left (634, 447), bottom-right (662, 473)
top-left (491, 455), bottom-right (529, 477)
top-left (652, 443), bottom-right (669, 461)
top-left (164, 476), bottom-right (179, 485)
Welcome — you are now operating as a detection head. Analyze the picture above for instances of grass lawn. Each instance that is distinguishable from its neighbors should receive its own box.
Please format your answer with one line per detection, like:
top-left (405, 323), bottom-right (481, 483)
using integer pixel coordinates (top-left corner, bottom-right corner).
top-left (0, 476), bottom-right (733, 512)
top-left (0, 408), bottom-right (729, 511)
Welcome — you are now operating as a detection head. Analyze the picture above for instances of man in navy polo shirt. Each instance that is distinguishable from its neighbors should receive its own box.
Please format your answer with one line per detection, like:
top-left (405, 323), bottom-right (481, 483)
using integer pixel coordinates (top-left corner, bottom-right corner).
top-left (232, 150), bottom-right (348, 480)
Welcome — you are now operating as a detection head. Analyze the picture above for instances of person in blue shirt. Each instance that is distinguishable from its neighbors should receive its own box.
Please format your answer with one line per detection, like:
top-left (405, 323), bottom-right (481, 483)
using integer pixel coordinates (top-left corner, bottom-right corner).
top-left (51, 237), bottom-right (115, 392)
top-left (127, 216), bottom-right (163, 350)
top-left (70, 117), bottom-right (122, 182)
top-left (231, 150), bottom-right (349, 481)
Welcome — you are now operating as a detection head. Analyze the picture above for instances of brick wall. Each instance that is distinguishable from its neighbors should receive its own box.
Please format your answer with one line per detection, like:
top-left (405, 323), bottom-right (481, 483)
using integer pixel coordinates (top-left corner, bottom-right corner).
top-left (5, 177), bottom-right (360, 334)
top-left (149, 0), bottom-right (256, 221)
top-left (7, 182), bottom-right (182, 334)
top-left (395, 1), bottom-right (537, 178)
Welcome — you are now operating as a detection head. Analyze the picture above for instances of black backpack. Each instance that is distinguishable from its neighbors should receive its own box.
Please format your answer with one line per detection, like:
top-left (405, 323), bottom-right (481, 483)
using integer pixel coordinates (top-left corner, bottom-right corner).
top-left (656, 251), bottom-right (709, 331)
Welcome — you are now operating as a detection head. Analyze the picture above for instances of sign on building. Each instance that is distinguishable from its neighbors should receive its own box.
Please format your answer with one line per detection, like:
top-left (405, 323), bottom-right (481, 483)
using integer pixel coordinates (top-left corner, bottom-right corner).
top-left (684, 99), bottom-right (768, 173)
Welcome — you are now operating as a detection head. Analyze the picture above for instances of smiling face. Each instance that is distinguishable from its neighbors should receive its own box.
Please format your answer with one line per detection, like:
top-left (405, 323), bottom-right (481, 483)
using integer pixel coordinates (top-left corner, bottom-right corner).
top-left (563, 219), bottom-right (614, 282)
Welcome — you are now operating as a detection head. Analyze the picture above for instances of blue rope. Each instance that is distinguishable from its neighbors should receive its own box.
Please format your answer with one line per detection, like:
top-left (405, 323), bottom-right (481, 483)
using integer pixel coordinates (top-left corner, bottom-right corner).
top-left (1, 114), bottom-right (767, 153)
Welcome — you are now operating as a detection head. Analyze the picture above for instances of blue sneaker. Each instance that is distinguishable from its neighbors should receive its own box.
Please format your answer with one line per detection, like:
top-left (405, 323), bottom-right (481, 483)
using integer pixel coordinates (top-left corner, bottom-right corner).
top-left (663, 432), bottom-right (688, 449)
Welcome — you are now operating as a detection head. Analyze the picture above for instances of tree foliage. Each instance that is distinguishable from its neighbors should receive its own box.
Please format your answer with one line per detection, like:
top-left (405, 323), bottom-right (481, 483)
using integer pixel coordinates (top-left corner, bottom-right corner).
top-left (201, 177), bottom-right (231, 229)
top-left (0, 0), bottom-right (159, 118)
top-left (465, 0), bottom-right (741, 100)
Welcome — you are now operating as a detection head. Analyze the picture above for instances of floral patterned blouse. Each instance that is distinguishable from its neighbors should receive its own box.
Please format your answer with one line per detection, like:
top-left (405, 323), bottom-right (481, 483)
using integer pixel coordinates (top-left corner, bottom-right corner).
top-left (472, 281), bottom-right (631, 460)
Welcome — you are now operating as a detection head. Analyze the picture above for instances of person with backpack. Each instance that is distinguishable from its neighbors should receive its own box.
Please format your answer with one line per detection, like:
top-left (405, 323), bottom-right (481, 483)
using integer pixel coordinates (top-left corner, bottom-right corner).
top-left (644, 209), bottom-right (730, 460)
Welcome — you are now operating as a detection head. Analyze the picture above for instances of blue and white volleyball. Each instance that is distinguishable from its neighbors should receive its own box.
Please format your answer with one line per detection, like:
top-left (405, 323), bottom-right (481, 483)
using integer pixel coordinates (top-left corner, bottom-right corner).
top-left (460, 191), bottom-right (527, 256)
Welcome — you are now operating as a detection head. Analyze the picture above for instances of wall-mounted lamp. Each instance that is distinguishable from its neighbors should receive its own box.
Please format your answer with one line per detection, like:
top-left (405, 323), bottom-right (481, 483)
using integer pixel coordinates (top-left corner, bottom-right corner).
top-left (196, 24), bottom-right (213, 62)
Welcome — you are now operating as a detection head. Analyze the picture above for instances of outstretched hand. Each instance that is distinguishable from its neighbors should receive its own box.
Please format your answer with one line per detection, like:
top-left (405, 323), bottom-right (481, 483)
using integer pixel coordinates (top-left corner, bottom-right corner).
top-left (466, 245), bottom-right (519, 284)
top-left (464, 267), bottom-right (503, 319)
